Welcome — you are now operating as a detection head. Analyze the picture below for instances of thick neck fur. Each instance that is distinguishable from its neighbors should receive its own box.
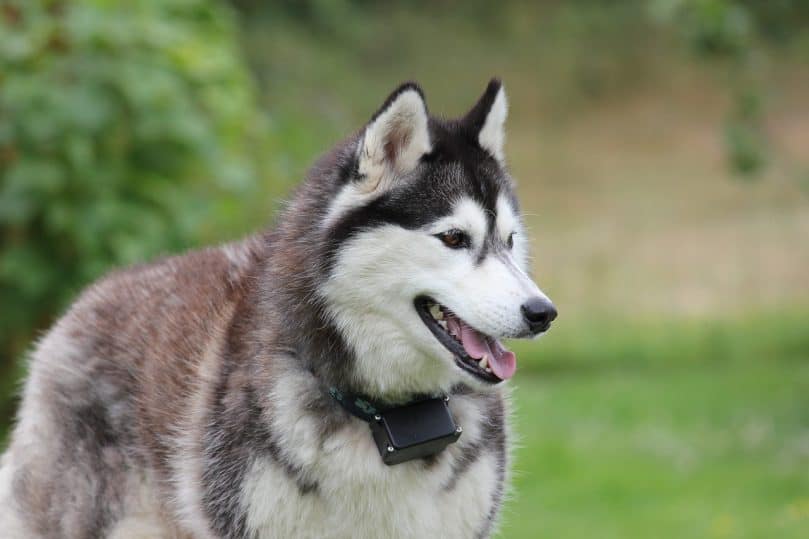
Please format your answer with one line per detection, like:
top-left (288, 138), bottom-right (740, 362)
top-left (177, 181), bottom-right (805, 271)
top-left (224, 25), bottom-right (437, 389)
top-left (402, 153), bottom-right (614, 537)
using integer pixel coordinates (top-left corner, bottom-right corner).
top-left (250, 137), bottom-right (377, 400)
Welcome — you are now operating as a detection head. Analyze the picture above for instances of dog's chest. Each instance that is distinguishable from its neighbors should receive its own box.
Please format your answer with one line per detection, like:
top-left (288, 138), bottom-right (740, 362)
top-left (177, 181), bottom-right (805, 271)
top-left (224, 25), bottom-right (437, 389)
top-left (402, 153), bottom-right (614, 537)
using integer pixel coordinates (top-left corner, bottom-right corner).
top-left (240, 399), bottom-right (504, 539)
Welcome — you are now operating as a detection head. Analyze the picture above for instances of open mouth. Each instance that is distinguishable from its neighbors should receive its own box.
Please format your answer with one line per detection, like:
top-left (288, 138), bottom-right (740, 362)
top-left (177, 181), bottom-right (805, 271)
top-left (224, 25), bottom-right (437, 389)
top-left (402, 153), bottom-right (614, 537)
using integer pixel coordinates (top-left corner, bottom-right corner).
top-left (414, 296), bottom-right (517, 384)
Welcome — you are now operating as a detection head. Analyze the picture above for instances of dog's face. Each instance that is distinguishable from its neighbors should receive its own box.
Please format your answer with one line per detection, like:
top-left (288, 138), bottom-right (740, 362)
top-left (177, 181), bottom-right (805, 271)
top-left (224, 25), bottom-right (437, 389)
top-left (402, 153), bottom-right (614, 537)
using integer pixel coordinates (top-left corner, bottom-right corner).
top-left (319, 80), bottom-right (556, 397)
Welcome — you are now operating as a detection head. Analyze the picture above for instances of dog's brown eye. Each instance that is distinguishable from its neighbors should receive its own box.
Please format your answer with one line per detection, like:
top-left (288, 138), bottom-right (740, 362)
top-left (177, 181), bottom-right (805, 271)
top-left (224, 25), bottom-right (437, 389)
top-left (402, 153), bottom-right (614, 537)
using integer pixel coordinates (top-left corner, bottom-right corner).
top-left (437, 229), bottom-right (470, 249)
top-left (507, 232), bottom-right (515, 249)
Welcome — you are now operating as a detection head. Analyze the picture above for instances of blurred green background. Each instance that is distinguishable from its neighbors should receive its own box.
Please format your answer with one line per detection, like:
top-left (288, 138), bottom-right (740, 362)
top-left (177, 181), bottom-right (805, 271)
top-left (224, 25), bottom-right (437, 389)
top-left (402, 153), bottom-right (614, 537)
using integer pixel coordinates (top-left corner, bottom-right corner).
top-left (1, 1), bottom-right (808, 537)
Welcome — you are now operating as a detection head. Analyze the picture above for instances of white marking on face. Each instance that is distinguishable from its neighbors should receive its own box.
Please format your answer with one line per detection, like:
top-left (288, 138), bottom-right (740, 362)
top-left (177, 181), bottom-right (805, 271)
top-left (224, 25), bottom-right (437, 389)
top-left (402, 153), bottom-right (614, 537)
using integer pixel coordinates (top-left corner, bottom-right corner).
top-left (428, 197), bottom-right (488, 247)
top-left (495, 195), bottom-right (529, 269)
top-left (320, 222), bottom-right (460, 398)
top-left (495, 195), bottom-right (516, 242)
top-left (320, 194), bottom-right (551, 394)
top-left (478, 86), bottom-right (508, 163)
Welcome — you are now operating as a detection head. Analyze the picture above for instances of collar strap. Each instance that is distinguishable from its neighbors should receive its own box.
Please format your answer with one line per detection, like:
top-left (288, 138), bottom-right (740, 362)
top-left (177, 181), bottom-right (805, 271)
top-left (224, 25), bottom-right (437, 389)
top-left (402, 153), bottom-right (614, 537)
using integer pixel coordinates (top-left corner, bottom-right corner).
top-left (328, 387), bottom-right (445, 422)
top-left (328, 386), bottom-right (386, 423)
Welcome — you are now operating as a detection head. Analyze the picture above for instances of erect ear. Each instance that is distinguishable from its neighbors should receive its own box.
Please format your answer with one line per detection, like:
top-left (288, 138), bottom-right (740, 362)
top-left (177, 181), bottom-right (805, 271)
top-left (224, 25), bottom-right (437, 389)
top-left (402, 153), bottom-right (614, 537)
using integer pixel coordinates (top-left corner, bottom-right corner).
top-left (464, 78), bottom-right (508, 163)
top-left (357, 82), bottom-right (431, 190)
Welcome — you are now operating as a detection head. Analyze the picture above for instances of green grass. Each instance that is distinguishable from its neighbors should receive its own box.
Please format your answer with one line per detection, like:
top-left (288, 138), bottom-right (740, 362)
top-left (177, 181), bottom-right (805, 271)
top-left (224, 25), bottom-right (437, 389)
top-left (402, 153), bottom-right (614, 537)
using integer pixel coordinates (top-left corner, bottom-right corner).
top-left (499, 312), bottom-right (809, 538)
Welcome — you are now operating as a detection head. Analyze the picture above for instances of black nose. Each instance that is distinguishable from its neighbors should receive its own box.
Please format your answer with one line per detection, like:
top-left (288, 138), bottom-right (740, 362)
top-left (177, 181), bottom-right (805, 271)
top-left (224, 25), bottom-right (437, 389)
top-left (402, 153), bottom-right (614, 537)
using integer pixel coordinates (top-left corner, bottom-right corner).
top-left (521, 297), bottom-right (557, 334)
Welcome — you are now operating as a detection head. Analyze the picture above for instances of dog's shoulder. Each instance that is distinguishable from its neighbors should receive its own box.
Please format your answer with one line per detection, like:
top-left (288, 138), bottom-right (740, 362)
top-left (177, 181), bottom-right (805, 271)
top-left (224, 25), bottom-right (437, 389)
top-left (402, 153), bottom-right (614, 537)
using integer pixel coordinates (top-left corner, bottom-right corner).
top-left (52, 235), bottom-right (265, 352)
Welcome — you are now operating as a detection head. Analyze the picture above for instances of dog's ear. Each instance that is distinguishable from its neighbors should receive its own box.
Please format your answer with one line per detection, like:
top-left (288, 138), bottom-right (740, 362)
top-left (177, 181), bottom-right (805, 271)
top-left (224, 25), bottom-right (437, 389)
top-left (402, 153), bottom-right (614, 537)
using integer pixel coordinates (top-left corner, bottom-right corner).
top-left (357, 83), bottom-right (431, 189)
top-left (464, 78), bottom-right (508, 163)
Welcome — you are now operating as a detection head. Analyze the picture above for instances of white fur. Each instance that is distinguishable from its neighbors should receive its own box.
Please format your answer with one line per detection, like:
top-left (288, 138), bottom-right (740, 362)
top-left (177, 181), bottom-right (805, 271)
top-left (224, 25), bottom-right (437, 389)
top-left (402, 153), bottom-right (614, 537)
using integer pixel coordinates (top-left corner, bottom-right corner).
top-left (107, 517), bottom-right (167, 539)
top-left (428, 195), bottom-right (489, 250)
top-left (320, 195), bottom-right (548, 398)
top-left (321, 229), bottom-right (458, 398)
top-left (169, 327), bottom-right (228, 539)
top-left (478, 86), bottom-right (508, 163)
top-left (496, 195), bottom-right (529, 268)
top-left (0, 456), bottom-right (26, 538)
top-left (241, 368), bottom-right (501, 539)
top-left (107, 481), bottom-right (172, 539)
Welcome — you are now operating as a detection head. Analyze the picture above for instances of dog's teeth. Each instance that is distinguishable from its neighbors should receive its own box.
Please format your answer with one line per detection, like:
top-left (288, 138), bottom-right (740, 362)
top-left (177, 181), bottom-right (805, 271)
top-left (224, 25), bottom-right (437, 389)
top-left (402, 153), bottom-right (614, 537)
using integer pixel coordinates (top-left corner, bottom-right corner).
top-left (478, 355), bottom-right (488, 369)
top-left (485, 367), bottom-right (492, 373)
top-left (429, 304), bottom-right (443, 320)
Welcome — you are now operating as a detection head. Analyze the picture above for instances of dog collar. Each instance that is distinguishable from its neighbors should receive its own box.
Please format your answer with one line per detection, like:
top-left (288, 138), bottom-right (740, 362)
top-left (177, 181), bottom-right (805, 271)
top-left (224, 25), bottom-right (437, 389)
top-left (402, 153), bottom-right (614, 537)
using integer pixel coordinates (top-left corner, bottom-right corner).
top-left (328, 387), bottom-right (462, 465)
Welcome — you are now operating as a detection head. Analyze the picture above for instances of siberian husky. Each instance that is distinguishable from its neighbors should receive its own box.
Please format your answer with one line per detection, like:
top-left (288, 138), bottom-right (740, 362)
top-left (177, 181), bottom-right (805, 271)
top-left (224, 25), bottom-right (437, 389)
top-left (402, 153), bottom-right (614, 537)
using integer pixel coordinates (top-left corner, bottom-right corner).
top-left (0, 79), bottom-right (556, 538)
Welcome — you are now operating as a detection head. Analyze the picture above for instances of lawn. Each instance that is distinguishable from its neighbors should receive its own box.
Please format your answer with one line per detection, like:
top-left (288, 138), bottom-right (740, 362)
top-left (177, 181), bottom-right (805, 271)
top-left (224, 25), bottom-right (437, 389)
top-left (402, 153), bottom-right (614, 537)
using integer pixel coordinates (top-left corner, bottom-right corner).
top-left (499, 313), bottom-right (809, 538)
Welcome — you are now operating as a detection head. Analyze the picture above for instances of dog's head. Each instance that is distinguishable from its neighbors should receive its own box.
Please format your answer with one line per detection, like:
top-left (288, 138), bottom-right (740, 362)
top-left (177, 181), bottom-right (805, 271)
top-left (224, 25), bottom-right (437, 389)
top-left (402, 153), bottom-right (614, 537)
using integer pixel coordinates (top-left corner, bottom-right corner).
top-left (316, 80), bottom-right (556, 397)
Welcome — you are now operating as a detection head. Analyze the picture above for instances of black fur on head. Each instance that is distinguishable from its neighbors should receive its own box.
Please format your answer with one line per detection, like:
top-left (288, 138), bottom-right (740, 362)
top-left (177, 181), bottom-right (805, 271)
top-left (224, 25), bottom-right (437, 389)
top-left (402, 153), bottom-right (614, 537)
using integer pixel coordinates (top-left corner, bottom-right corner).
top-left (327, 77), bottom-right (514, 262)
top-left (461, 78), bottom-right (504, 134)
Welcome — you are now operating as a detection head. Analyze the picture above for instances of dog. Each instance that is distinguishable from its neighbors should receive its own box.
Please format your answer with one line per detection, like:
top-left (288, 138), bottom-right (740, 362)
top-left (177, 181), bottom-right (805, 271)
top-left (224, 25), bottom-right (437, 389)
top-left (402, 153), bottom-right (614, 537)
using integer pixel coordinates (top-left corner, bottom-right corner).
top-left (0, 79), bottom-right (556, 538)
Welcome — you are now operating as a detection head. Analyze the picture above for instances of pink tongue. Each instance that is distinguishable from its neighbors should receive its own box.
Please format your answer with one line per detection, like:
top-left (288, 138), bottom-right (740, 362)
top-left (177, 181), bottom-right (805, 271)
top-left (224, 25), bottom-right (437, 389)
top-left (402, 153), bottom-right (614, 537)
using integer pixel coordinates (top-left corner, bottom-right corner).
top-left (457, 320), bottom-right (517, 380)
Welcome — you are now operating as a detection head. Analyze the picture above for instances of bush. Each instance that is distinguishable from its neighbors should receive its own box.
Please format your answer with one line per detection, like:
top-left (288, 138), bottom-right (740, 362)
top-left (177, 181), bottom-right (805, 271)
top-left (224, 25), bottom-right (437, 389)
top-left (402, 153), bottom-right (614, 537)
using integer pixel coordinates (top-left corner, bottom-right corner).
top-left (649, 0), bottom-right (800, 178)
top-left (0, 0), bottom-right (266, 408)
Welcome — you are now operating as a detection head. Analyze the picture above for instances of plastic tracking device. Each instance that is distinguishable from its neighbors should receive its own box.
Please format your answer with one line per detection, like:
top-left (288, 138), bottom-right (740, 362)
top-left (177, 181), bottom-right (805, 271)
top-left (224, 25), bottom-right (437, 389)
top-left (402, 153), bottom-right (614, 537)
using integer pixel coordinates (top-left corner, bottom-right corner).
top-left (369, 397), bottom-right (462, 465)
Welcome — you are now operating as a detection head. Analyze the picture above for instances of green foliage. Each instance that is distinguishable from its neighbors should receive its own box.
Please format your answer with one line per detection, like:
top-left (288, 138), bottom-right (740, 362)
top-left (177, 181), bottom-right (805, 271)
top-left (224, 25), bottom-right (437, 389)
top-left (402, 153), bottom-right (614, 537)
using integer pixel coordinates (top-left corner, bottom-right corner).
top-left (657, 0), bottom-right (753, 58)
top-left (724, 88), bottom-right (767, 177)
top-left (0, 0), bottom-right (265, 364)
top-left (651, 0), bottom-right (764, 176)
top-left (648, 0), bottom-right (809, 177)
